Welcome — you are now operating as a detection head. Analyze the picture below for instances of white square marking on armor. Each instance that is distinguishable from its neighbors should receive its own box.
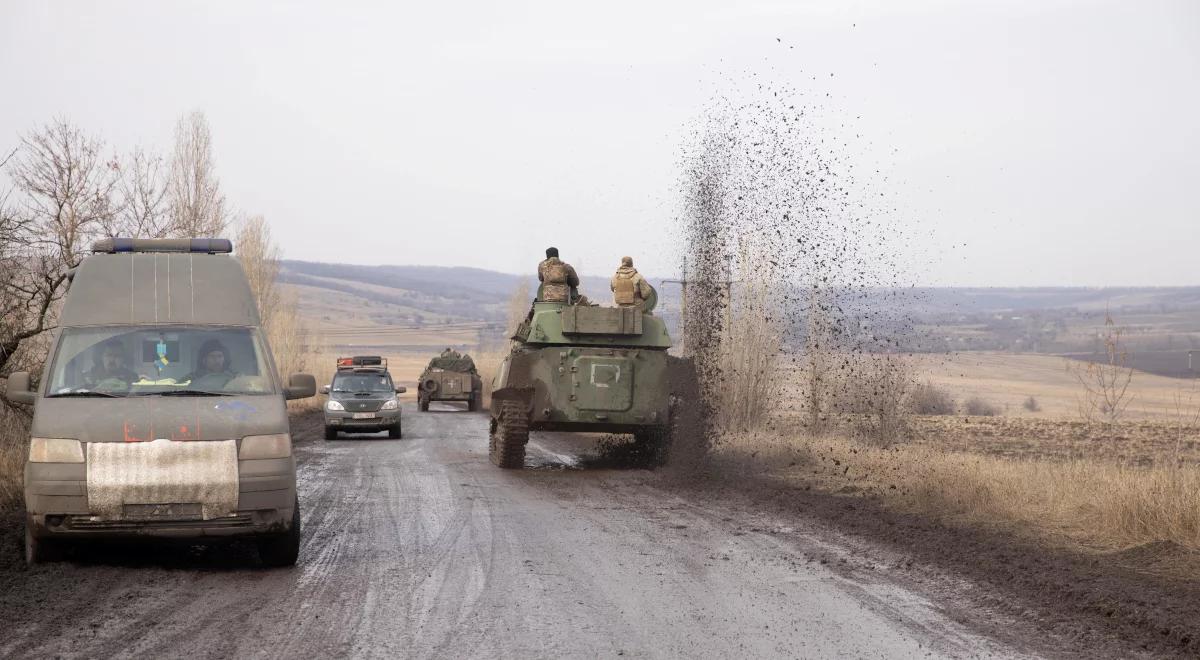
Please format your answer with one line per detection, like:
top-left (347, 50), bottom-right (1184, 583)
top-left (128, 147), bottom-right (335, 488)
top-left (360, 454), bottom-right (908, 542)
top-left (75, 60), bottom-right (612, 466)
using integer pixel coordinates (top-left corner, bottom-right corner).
top-left (590, 364), bottom-right (621, 388)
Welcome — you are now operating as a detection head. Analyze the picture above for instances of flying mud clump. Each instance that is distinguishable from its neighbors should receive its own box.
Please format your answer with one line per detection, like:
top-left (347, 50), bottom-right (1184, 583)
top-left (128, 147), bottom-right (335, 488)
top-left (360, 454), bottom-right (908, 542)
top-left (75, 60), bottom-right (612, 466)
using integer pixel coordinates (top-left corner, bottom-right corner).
top-left (675, 81), bottom-right (922, 453)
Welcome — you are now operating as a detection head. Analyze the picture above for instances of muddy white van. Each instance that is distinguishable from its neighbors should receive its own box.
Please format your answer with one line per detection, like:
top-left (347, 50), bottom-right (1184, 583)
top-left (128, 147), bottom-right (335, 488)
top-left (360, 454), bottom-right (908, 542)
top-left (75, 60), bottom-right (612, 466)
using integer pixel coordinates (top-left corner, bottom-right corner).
top-left (5, 238), bottom-right (316, 566)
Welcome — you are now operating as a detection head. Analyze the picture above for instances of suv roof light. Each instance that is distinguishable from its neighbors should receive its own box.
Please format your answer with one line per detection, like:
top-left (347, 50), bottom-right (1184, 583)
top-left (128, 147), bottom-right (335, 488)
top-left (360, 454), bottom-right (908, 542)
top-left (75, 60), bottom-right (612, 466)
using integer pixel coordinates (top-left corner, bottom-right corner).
top-left (337, 356), bottom-right (387, 370)
top-left (91, 238), bottom-right (234, 254)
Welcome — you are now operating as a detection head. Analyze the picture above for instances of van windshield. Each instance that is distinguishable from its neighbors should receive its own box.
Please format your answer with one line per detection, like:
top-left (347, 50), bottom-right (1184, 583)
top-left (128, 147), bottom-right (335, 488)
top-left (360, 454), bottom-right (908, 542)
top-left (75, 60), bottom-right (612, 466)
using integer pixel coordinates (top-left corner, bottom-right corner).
top-left (47, 326), bottom-right (276, 397)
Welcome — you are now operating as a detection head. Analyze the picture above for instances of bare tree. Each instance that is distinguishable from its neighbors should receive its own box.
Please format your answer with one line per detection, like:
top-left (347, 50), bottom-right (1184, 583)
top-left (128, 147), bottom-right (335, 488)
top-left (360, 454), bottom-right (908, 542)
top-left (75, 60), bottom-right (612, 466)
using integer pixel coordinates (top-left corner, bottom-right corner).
top-left (112, 147), bottom-right (170, 238)
top-left (237, 215), bottom-right (281, 325)
top-left (235, 216), bottom-right (310, 381)
top-left (1069, 310), bottom-right (1135, 427)
top-left (168, 111), bottom-right (227, 238)
top-left (0, 119), bottom-right (119, 373)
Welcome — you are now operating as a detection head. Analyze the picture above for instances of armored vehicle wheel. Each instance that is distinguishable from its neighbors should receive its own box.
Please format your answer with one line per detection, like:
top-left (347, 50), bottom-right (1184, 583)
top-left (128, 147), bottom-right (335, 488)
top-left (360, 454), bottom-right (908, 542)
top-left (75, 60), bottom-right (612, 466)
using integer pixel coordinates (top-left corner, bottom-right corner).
top-left (633, 427), bottom-right (672, 468)
top-left (258, 499), bottom-right (301, 567)
top-left (387, 420), bottom-right (402, 439)
top-left (489, 399), bottom-right (528, 469)
top-left (25, 525), bottom-right (64, 564)
top-left (418, 397), bottom-right (429, 412)
top-left (324, 425), bottom-right (338, 440)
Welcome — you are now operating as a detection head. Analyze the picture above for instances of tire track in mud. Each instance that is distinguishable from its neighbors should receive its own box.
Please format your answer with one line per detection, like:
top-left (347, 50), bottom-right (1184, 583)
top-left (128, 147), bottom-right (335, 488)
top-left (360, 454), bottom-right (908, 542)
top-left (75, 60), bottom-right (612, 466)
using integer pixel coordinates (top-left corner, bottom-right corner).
top-left (352, 410), bottom-right (504, 657)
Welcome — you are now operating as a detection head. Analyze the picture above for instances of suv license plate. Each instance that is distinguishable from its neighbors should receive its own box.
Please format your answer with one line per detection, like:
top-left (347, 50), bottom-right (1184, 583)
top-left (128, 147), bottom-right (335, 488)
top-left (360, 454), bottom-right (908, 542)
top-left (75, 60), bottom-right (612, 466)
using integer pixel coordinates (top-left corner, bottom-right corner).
top-left (353, 412), bottom-right (376, 419)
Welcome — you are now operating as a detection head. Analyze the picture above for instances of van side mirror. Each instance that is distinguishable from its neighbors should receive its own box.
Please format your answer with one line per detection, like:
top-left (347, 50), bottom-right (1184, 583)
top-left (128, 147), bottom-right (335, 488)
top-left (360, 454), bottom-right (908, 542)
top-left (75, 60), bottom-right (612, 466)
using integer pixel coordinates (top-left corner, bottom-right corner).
top-left (4, 372), bottom-right (36, 406)
top-left (395, 386), bottom-right (407, 394)
top-left (319, 385), bottom-right (330, 395)
top-left (285, 374), bottom-right (317, 400)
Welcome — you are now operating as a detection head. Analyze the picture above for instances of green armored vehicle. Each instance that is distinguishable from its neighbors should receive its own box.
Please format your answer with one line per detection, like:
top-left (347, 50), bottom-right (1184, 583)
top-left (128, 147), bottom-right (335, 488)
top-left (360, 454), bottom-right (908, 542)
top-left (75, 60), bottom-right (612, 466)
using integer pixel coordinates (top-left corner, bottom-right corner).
top-left (489, 286), bottom-right (672, 469)
top-left (417, 350), bottom-right (483, 412)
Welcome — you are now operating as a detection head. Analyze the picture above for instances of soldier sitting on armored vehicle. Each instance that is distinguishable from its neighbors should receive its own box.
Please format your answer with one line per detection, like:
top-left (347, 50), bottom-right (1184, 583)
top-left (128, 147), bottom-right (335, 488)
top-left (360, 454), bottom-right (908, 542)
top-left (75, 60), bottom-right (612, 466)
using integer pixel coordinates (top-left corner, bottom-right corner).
top-left (611, 256), bottom-right (652, 309)
top-left (537, 247), bottom-right (580, 303)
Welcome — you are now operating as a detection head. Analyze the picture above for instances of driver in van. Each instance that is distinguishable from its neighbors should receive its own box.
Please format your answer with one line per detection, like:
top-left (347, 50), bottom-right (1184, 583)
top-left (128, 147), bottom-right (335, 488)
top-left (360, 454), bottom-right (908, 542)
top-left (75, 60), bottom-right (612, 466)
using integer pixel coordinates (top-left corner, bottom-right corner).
top-left (83, 340), bottom-right (139, 388)
top-left (184, 339), bottom-right (238, 388)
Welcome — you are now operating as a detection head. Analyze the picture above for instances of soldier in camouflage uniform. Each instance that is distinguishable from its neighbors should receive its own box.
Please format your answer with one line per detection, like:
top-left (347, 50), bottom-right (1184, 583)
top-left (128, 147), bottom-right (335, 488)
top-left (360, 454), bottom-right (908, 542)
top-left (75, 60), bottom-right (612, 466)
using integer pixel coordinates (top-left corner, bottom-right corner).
top-left (537, 247), bottom-right (580, 303)
top-left (610, 256), bottom-right (652, 308)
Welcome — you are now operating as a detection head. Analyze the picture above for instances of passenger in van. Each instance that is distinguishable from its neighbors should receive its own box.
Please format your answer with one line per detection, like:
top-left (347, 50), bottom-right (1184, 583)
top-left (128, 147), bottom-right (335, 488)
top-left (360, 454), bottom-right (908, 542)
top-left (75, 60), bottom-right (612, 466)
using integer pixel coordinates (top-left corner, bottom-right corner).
top-left (83, 340), bottom-right (139, 388)
top-left (184, 339), bottom-right (238, 388)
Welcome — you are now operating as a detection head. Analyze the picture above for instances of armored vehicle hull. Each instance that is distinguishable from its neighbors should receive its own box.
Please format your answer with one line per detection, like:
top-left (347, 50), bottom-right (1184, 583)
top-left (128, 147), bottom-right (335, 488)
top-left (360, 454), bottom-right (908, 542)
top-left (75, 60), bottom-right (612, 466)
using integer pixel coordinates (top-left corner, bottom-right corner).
top-left (489, 297), bottom-right (673, 469)
top-left (418, 369), bottom-right (483, 412)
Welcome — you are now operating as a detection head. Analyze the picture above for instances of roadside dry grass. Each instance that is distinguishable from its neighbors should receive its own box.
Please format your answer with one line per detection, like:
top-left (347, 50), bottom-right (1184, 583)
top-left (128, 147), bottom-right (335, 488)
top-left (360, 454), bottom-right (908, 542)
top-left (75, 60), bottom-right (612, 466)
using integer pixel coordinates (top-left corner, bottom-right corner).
top-left (0, 402), bottom-right (29, 511)
top-left (717, 424), bottom-right (1200, 571)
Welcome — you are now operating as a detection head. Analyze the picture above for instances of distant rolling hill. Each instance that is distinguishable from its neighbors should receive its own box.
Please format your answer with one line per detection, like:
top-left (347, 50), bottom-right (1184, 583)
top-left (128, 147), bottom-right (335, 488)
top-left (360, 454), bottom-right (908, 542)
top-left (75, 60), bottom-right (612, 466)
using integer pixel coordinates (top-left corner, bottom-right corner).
top-left (283, 260), bottom-right (1200, 372)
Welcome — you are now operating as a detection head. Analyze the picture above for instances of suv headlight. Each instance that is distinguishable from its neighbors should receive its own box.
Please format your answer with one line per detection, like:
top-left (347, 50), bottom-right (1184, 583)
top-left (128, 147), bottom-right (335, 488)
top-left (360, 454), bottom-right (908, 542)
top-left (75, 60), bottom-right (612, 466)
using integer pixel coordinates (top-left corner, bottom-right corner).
top-left (381, 398), bottom-right (399, 410)
top-left (326, 400), bottom-right (345, 411)
top-left (29, 438), bottom-right (84, 463)
top-left (239, 433), bottom-right (291, 459)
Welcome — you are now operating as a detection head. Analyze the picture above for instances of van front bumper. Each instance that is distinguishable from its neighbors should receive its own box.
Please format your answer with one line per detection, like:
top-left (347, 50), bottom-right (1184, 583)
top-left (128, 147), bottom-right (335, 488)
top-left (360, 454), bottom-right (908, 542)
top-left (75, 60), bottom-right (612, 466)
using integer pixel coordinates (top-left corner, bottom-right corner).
top-left (25, 457), bottom-right (296, 540)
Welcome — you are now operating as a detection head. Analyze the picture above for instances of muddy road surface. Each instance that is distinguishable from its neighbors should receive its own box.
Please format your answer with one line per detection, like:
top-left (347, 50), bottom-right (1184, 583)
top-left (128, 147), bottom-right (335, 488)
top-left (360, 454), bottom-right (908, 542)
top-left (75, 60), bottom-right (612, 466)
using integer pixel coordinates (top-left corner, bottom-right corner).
top-left (1, 403), bottom-right (1070, 658)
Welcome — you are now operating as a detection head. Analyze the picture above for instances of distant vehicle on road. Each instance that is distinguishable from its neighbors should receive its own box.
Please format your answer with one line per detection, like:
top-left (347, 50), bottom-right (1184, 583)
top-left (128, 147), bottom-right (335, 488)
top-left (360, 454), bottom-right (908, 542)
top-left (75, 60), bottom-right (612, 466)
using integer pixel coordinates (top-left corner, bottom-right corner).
top-left (322, 356), bottom-right (406, 440)
top-left (417, 350), bottom-right (483, 412)
top-left (5, 238), bottom-right (317, 566)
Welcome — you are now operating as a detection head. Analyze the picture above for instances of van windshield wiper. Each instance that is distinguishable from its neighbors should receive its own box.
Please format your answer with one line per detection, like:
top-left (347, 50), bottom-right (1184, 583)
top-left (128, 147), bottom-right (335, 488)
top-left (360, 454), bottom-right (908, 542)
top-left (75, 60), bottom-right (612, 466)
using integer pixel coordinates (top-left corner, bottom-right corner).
top-left (138, 390), bottom-right (228, 397)
top-left (48, 391), bottom-right (123, 398)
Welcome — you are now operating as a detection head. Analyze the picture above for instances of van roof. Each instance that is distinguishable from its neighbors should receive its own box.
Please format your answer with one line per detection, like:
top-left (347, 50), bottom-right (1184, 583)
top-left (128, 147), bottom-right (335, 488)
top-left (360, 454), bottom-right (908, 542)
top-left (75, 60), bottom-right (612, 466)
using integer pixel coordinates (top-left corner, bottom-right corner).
top-left (60, 251), bottom-right (260, 327)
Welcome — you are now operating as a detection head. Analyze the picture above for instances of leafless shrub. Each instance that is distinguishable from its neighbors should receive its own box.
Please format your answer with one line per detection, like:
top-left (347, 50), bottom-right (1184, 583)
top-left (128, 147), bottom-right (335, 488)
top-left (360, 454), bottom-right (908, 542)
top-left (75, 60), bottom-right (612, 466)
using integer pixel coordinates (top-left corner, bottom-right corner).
top-left (801, 286), bottom-right (837, 433)
top-left (506, 279), bottom-right (530, 337)
top-left (1023, 395), bottom-right (1042, 413)
top-left (0, 396), bottom-right (29, 510)
top-left (235, 216), bottom-right (320, 411)
top-left (840, 354), bottom-right (912, 446)
top-left (715, 270), bottom-right (781, 432)
top-left (907, 382), bottom-right (957, 415)
top-left (1068, 310), bottom-right (1135, 428)
top-left (964, 396), bottom-right (1000, 417)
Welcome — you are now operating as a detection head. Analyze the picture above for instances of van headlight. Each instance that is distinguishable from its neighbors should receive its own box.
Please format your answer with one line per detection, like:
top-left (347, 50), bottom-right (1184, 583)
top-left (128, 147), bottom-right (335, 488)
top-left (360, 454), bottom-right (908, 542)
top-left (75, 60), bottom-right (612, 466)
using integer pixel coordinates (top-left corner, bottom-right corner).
top-left (239, 433), bottom-right (292, 459)
top-left (29, 438), bottom-right (84, 463)
top-left (326, 400), bottom-right (345, 411)
top-left (381, 398), bottom-right (399, 410)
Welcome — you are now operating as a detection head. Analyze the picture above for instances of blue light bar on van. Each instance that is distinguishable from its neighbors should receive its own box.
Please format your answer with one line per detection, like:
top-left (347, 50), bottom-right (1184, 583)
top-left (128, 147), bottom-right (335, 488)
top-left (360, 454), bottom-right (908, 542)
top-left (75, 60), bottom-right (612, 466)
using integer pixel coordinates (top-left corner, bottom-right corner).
top-left (92, 238), bottom-right (234, 254)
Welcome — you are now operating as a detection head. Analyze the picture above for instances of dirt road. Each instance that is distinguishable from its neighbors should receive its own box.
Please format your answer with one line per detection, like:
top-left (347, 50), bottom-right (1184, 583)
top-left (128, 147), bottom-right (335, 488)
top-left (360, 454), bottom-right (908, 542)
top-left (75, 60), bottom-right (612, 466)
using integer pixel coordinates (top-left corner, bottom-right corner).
top-left (0, 404), bottom-right (1080, 658)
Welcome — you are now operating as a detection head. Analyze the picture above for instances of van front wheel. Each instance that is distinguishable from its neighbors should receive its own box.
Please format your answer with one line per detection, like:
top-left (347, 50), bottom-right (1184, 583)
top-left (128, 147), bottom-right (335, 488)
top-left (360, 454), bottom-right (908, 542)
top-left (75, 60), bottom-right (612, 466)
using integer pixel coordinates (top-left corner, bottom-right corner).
top-left (25, 525), bottom-right (63, 565)
top-left (258, 501), bottom-right (301, 568)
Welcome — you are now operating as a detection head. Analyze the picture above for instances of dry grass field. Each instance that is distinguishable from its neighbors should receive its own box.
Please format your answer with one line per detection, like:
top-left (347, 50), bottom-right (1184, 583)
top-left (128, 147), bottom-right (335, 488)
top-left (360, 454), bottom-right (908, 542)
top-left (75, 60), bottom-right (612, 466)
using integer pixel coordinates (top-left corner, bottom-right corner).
top-left (717, 351), bottom-right (1200, 573)
top-left (913, 351), bottom-right (1194, 420)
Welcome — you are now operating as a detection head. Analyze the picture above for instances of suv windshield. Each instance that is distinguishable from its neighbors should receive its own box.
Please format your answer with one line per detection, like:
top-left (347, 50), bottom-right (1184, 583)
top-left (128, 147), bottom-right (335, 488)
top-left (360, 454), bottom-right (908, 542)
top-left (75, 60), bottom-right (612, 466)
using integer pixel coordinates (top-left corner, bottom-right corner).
top-left (332, 373), bottom-right (394, 393)
top-left (47, 326), bottom-right (275, 397)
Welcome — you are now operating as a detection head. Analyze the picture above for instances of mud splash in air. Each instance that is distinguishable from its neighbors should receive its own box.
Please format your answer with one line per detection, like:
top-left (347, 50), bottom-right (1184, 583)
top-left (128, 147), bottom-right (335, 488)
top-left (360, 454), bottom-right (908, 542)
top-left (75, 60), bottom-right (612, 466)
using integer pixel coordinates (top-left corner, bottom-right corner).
top-left (676, 81), bottom-right (920, 446)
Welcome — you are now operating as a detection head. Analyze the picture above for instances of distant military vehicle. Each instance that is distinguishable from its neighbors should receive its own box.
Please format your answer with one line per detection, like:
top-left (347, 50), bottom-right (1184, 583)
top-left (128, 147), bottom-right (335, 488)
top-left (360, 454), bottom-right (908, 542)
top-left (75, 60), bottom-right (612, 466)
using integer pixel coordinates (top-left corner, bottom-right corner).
top-left (488, 285), bottom-right (673, 469)
top-left (417, 351), bottom-right (483, 412)
top-left (321, 356), bottom-right (406, 439)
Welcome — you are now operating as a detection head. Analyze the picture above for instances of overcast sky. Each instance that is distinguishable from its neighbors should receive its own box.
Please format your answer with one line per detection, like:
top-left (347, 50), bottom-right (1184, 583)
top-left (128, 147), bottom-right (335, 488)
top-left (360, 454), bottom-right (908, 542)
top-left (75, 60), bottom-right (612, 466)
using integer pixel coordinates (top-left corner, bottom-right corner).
top-left (1, 0), bottom-right (1197, 286)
